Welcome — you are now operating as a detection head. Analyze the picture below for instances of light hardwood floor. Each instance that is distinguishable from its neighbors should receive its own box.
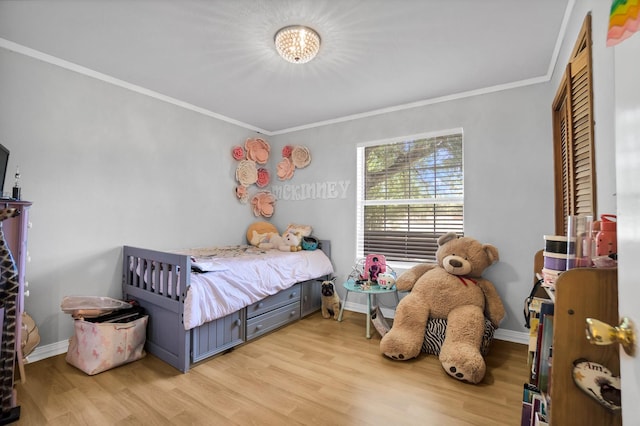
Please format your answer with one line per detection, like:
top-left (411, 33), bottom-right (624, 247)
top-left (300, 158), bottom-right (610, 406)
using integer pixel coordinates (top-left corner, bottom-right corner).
top-left (15, 311), bottom-right (528, 425)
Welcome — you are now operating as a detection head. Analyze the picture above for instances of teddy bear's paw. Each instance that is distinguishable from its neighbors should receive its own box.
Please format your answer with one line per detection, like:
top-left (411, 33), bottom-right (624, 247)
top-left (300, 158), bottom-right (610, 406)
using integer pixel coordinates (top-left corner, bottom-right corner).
top-left (440, 350), bottom-right (486, 384)
top-left (380, 333), bottom-right (421, 361)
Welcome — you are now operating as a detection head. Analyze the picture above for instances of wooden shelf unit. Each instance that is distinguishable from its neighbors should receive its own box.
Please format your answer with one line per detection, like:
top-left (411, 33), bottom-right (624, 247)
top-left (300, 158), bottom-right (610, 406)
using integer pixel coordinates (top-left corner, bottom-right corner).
top-left (532, 250), bottom-right (621, 425)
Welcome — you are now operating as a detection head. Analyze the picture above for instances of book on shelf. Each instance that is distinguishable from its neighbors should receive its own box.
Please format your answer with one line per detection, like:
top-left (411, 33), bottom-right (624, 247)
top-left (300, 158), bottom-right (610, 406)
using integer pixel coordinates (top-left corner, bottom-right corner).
top-left (531, 299), bottom-right (554, 384)
top-left (526, 296), bottom-right (550, 375)
top-left (537, 314), bottom-right (554, 393)
top-left (521, 383), bottom-right (548, 426)
top-left (534, 302), bottom-right (554, 385)
top-left (534, 411), bottom-right (549, 426)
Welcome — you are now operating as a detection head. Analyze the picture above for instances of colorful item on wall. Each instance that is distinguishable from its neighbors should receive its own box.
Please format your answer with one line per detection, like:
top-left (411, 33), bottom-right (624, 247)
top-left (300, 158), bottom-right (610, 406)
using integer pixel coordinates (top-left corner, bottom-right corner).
top-left (250, 191), bottom-right (276, 218)
top-left (232, 138), bottom-right (274, 217)
top-left (277, 145), bottom-right (312, 181)
top-left (231, 139), bottom-right (314, 217)
top-left (607, 0), bottom-right (639, 46)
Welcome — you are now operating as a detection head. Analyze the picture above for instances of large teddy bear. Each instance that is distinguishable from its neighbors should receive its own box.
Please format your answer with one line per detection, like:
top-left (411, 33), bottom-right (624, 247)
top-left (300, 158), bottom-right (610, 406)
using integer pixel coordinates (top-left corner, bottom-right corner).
top-left (379, 232), bottom-right (505, 384)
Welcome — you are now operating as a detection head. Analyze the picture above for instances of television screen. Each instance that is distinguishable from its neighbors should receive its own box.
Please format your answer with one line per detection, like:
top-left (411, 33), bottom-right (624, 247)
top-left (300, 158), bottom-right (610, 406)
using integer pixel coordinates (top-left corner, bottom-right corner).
top-left (0, 143), bottom-right (9, 197)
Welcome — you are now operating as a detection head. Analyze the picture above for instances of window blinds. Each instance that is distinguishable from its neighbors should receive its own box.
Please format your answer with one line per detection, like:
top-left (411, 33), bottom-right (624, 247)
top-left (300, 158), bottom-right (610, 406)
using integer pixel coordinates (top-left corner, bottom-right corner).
top-left (359, 133), bottom-right (463, 262)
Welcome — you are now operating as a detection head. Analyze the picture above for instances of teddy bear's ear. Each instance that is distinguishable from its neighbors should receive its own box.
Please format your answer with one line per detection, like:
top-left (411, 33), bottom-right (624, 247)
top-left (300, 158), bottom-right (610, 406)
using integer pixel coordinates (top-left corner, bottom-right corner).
top-left (483, 244), bottom-right (500, 264)
top-left (437, 232), bottom-right (458, 246)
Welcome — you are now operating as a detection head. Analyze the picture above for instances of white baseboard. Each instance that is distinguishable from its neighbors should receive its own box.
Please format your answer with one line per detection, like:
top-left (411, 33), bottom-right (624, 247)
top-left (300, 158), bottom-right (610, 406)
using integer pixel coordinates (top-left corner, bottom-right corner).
top-left (25, 306), bottom-right (528, 364)
top-left (342, 302), bottom-right (529, 345)
top-left (24, 340), bottom-right (68, 364)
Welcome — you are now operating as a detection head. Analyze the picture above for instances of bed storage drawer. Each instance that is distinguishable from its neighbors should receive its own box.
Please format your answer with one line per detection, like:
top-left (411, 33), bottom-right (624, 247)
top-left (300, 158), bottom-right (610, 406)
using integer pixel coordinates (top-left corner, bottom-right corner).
top-left (300, 279), bottom-right (322, 317)
top-left (246, 283), bottom-right (301, 319)
top-left (191, 309), bottom-right (245, 363)
top-left (246, 302), bottom-right (300, 340)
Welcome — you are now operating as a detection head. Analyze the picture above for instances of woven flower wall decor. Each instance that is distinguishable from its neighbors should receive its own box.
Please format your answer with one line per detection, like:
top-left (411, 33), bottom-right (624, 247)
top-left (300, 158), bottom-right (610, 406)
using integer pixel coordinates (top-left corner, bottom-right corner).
top-left (277, 145), bottom-right (311, 181)
top-left (232, 137), bottom-right (275, 217)
top-left (251, 191), bottom-right (276, 218)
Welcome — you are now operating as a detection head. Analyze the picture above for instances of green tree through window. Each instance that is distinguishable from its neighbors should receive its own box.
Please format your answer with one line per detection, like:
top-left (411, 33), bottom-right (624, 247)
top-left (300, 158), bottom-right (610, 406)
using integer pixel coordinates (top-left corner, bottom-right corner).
top-left (357, 131), bottom-right (463, 263)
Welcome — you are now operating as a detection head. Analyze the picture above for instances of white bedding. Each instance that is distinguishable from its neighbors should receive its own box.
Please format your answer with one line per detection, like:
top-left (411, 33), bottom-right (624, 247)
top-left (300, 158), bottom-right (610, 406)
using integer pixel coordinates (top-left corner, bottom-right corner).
top-left (176, 246), bottom-right (334, 330)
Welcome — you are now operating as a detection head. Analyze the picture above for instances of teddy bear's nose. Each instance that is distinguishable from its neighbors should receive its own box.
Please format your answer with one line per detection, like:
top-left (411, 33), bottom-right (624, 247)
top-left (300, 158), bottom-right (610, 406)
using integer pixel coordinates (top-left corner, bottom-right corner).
top-left (449, 259), bottom-right (463, 268)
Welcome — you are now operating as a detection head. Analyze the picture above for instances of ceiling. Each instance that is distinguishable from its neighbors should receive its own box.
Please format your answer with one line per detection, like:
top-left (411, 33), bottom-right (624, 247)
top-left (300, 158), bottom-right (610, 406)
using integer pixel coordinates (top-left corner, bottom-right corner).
top-left (0, 0), bottom-right (571, 135)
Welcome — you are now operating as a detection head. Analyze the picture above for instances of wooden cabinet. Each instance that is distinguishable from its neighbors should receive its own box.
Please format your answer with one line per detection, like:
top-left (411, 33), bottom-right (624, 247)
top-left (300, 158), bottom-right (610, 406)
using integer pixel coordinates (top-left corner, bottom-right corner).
top-left (550, 267), bottom-right (620, 426)
top-left (531, 250), bottom-right (621, 425)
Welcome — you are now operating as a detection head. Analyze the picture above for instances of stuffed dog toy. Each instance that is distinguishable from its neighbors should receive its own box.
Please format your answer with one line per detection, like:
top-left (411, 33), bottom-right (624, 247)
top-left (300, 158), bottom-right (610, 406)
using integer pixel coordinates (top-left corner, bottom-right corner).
top-left (321, 278), bottom-right (341, 320)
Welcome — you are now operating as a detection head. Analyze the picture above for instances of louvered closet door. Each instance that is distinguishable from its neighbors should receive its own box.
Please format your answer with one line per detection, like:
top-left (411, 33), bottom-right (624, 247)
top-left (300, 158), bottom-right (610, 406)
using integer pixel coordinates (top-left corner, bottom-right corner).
top-left (554, 92), bottom-right (572, 232)
top-left (552, 14), bottom-right (595, 235)
top-left (568, 43), bottom-right (596, 220)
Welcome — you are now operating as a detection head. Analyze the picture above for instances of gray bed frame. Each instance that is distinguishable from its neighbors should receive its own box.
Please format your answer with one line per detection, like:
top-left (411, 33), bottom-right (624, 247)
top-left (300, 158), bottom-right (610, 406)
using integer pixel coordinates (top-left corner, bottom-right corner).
top-left (122, 241), bottom-right (331, 372)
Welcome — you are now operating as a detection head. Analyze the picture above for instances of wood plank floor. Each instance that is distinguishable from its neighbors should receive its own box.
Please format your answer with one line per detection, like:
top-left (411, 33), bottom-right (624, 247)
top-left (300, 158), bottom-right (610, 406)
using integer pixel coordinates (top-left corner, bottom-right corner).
top-left (15, 311), bottom-right (528, 425)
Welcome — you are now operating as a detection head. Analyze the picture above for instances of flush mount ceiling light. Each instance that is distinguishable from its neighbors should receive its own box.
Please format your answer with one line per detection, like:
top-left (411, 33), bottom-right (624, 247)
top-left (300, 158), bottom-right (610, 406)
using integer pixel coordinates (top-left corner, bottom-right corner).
top-left (274, 25), bottom-right (321, 64)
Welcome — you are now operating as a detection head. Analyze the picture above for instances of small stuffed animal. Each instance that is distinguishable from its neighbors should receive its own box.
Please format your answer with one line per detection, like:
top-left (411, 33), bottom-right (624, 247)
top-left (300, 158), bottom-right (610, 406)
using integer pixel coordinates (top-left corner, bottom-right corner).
top-left (377, 272), bottom-right (396, 290)
top-left (279, 230), bottom-right (302, 252)
top-left (321, 278), bottom-right (341, 320)
top-left (246, 221), bottom-right (302, 252)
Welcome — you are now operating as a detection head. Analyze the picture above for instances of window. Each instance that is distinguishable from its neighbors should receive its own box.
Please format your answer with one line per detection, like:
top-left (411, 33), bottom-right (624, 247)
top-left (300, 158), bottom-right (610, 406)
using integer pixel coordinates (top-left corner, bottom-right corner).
top-left (552, 14), bottom-right (596, 235)
top-left (356, 130), bottom-right (464, 263)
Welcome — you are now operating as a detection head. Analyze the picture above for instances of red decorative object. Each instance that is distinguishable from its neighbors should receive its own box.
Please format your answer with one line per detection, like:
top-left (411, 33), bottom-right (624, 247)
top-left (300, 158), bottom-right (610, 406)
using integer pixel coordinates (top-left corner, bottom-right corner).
top-left (256, 168), bottom-right (270, 188)
top-left (232, 145), bottom-right (245, 160)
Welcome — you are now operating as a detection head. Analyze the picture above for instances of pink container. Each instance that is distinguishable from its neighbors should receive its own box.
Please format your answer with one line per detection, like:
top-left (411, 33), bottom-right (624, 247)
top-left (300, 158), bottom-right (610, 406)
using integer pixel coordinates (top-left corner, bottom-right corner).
top-left (595, 214), bottom-right (617, 256)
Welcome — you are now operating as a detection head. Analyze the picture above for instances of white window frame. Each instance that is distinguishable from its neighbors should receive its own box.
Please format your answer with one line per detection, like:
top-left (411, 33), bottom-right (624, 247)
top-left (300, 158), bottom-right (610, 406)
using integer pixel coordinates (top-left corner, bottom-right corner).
top-left (356, 128), bottom-right (464, 267)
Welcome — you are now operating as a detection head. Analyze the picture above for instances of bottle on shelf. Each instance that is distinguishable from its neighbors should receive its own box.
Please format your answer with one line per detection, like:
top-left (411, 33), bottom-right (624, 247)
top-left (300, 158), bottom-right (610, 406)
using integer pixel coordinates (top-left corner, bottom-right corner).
top-left (12, 166), bottom-right (21, 200)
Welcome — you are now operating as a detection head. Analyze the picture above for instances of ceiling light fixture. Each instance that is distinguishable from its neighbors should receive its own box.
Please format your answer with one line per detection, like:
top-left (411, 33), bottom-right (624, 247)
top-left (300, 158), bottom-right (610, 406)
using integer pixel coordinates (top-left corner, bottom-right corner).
top-left (274, 25), bottom-right (321, 64)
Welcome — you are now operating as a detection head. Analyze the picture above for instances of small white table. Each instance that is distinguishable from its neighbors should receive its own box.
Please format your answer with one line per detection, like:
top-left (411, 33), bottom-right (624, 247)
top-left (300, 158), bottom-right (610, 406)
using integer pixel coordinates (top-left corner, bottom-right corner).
top-left (337, 279), bottom-right (399, 338)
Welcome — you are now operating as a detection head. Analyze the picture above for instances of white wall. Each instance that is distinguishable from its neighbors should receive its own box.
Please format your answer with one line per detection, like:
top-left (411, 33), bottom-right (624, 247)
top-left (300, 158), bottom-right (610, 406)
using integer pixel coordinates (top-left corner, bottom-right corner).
top-left (0, 48), bottom-right (259, 348)
top-left (274, 83), bottom-right (555, 336)
top-left (0, 0), bottom-right (618, 354)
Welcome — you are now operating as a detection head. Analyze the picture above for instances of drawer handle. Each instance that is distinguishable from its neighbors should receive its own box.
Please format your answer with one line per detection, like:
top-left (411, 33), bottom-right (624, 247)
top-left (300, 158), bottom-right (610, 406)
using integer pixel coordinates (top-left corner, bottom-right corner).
top-left (234, 319), bottom-right (241, 327)
top-left (256, 325), bottom-right (263, 330)
top-left (290, 292), bottom-right (297, 298)
top-left (290, 310), bottom-right (296, 316)
top-left (258, 302), bottom-right (264, 308)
